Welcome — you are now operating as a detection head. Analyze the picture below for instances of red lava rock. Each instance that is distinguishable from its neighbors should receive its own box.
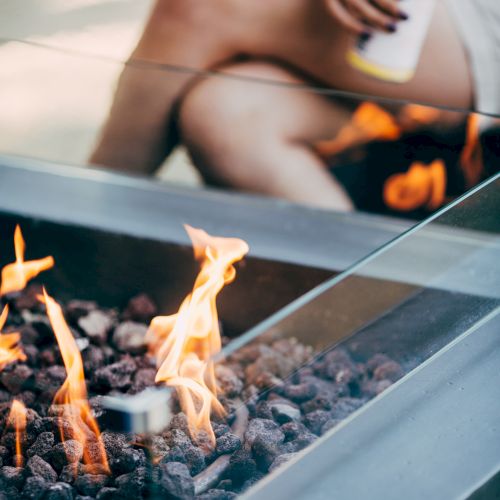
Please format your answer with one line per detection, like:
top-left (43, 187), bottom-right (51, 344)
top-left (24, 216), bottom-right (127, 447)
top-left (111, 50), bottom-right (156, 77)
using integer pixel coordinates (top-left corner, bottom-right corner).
top-left (373, 361), bottom-right (404, 382)
top-left (122, 294), bottom-right (157, 323)
top-left (92, 357), bottom-right (136, 390)
top-left (130, 368), bottom-right (156, 394)
top-left (366, 353), bottom-right (393, 374)
top-left (1, 364), bottom-right (34, 393)
top-left (14, 284), bottom-right (44, 311)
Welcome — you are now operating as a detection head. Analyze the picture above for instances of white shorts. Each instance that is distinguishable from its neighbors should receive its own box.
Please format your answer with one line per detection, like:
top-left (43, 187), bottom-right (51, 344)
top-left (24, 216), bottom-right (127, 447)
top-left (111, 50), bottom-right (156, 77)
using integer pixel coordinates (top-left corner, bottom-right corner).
top-left (445, 0), bottom-right (500, 116)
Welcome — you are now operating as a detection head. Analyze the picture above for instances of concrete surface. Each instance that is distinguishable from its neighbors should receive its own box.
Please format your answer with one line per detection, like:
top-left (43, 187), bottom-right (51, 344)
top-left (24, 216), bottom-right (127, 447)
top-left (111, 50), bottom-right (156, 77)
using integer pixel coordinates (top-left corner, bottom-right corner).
top-left (0, 0), bottom-right (201, 186)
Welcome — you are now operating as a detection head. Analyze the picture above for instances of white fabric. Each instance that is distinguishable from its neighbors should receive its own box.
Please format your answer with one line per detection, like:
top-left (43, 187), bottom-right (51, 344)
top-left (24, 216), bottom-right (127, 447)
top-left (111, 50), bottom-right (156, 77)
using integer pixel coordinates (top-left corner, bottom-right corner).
top-left (445, 0), bottom-right (500, 116)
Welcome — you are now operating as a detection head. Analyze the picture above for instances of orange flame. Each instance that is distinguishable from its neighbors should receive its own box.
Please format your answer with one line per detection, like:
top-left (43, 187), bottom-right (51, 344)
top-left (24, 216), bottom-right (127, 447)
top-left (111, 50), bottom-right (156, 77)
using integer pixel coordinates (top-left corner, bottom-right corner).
top-left (147, 226), bottom-right (249, 446)
top-left (7, 399), bottom-right (27, 468)
top-left (1, 225), bottom-right (54, 296)
top-left (460, 113), bottom-right (483, 188)
top-left (383, 159), bottom-right (447, 212)
top-left (39, 289), bottom-right (109, 472)
top-left (0, 305), bottom-right (26, 371)
top-left (316, 102), bottom-right (401, 157)
top-left (400, 104), bottom-right (441, 126)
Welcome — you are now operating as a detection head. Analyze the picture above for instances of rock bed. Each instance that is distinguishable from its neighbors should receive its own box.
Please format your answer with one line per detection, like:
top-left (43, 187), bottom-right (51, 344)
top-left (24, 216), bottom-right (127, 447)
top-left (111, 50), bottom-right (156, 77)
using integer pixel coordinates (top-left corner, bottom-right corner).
top-left (0, 284), bottom-right (404, 499)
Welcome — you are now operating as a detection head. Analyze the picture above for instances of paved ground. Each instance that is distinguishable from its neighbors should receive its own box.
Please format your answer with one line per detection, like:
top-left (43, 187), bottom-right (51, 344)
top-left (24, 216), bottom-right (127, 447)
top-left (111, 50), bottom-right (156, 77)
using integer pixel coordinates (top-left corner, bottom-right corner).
top-left (0, 0), bottom-right (201, 186)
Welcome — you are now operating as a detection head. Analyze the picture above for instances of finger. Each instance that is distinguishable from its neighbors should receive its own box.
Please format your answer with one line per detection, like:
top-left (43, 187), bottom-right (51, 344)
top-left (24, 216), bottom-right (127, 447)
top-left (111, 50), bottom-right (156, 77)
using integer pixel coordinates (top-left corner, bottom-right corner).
top-left (325, 0), bottom-right (370, 35)
top-left (348, 0), bottom-right (396, 31)
top-left (371, 0), bottom-right (409, 20)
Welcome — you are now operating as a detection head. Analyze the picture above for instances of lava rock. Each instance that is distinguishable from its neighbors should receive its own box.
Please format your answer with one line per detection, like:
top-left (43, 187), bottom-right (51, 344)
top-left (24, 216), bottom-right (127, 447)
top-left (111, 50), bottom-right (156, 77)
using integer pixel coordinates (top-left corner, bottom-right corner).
top-left (26, 432), bottom-right (54, 460)
top-left (49, 440), bottom-right (83, 471)
top-left (373, 361), bottom-right (404, 383)
top-left (1, 364), bottom-right (34, 393)
top-left (18, 324), bottom-right (40, 345)
top-left (330, 397), bottom-right (365, 420)
top-left (78, 310), bottom-right (114, 344)
top-left (96, 487), bottom-right (119, 500)
top-left (65, 300), bottom-right (98, 322)
top-left (75, 474), bottom-right (109, 497)
top-left (21, 475), bottom-right (50, 499)
top-left (303, 410), bottom-right (331, 436)
top-left (269, 453), bottom-right (297, 472)
top-left (270, 403), bottom-right (301, 424)
top-left (0, 466), bottom-right (24, 489)
top-left (130, 368), bottom-right (156, 394)
top-left (112, 322), bottom-right (148, 354)
top-left (244, 418), bottom-right (284, 448)
top-left (283, 383), bottom-right (317, 403)
top-left (366, 354), bottom-right (392, 374)
top-left (156, 462), bottom-right (194, 499)
top-left (228, 449), bottom-right (257, 483)
top-left (184, 446), bottom-right (205, 475)
top-left (92, 357), bottom-right (136, 390)
top-left (82, 345), bottom-right (107, 372)
top-left (59, 464), bottom-right (83, 484)
top-left (216, 433), bottom-right (241, 455)
top-left (321, 418), bottom-right (342, 435)
top-left (122, 294), bottom-right (157, 323)
top-left (45, 482), bottom-right (74, 500)
top-left (115, 467), bottom-right (147, 497)
top-left (300, 393), bottom-right (334, 414)
top-left (215, 365), bottom-right (243, 398)
top-left (110, 448), bottom-right (146, 476)
top-left (26, 456), bottom-right (57, 483)
top-left (213, 423), bottom-right (231, 438)
top-left (198, 490), bottom-right (237, 500)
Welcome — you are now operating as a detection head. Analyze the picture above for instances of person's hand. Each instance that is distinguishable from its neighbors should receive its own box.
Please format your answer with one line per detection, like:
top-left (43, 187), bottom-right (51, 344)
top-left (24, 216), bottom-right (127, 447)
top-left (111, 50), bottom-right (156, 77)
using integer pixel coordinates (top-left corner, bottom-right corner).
top-left (324, 0), bottom-right (408, 35)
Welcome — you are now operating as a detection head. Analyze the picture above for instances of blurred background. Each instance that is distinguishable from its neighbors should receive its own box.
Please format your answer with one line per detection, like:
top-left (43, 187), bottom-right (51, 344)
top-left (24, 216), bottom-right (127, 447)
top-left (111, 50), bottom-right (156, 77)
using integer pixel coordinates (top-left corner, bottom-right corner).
top-left (0, 0), bottom-right (201, 186)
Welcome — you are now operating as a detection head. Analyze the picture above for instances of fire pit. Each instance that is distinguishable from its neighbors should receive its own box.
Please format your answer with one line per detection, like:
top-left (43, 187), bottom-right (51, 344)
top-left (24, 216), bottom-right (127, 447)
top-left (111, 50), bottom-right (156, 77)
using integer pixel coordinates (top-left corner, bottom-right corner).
top-left (0, 223), bottom-right (409, 499)
top-left (0, 156), bottom-right (498, 500)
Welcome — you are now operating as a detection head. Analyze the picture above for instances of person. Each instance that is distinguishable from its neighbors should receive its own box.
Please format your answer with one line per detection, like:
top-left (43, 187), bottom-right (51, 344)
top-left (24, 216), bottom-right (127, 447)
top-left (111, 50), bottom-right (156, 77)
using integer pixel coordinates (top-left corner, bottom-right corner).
top-left (90, 0), bottom-right (499, 211)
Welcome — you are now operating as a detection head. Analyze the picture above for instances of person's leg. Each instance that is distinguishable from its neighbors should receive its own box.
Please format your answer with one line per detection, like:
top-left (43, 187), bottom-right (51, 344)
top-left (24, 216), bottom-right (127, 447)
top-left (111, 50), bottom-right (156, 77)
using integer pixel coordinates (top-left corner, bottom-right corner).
top-left (180, 62), bottom-right (355, 211)
top-left (90, 0), bottom-right (247, 173)
top-left (92, 0), bottom-right (472, 175)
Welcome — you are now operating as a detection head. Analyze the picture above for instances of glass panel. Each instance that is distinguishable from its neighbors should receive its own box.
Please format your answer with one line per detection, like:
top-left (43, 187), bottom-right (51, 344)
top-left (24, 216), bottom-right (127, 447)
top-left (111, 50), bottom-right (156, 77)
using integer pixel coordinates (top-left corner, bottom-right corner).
top-left (221, 171), bottom-right (499, 399)
top-left (1, 38), bottom-right (498, 217)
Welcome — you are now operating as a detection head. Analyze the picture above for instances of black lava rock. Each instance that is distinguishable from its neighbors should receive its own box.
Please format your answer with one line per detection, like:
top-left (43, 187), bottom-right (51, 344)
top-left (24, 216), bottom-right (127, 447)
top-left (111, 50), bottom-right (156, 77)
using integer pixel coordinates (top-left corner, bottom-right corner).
top-left (26, 432), bottom-right (54, 460)
top-left (26, 456), bottom-right (57, 483)
top-left (44, 482), bottom-right (74, 500)
top-left (216, 433), bottom-right (242, 455)
top-left (75, 474), bottom-right (108, 497)
top-left (156, 462), bottom-right (194, 499)
top-left (21, 475), bottom-right (50, 500)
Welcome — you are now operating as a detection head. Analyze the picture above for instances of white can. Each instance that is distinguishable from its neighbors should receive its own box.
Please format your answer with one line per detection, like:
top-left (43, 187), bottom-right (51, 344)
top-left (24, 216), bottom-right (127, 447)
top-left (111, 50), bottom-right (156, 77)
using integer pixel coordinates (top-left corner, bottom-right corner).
top-left (347, 0), bottom-right (437, 83)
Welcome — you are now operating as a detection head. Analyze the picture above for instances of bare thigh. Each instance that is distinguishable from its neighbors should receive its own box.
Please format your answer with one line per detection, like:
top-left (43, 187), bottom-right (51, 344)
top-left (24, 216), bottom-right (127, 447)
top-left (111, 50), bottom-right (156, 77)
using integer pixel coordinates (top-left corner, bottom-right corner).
top-left (236, 0), bottom-right (473, 110)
